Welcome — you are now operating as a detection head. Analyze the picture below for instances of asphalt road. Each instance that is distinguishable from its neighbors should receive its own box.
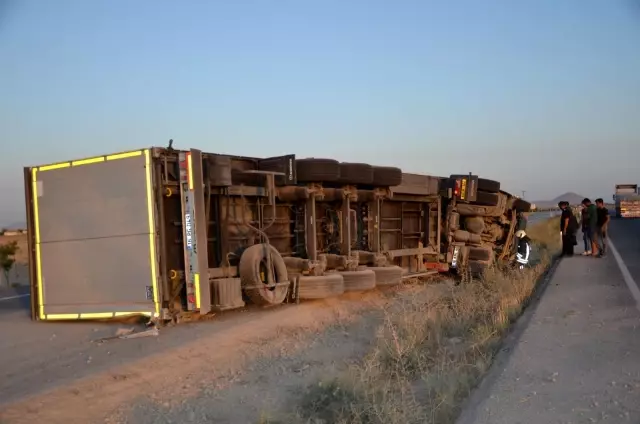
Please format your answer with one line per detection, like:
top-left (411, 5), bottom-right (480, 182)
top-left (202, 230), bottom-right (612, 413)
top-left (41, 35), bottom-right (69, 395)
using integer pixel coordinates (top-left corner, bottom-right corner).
top-left (0, 214), bottom-right (637, 414)
top-left (607, 218), bottom-right (640, 285)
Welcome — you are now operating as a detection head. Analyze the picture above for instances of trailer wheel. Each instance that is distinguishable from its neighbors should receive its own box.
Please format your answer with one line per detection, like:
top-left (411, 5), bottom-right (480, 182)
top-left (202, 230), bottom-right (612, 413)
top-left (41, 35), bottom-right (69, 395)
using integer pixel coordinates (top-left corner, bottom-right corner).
top-left (339, 163), bottom-right (374, 185)
top-left (298, 274), bottom-right (345, 300)
top-left (453, 230), bottom-right (470, 243)
top-left (468, 233), bottom-right (483, 245)
top-left (239, 244), bottom-right (289, 305)
top-left (369, 266), bottom-right (403, 286)
top-left (372, 166), bottom-right (403, 187)
top-left (468, 246), bottom-right (493, 262)
top-left (456, 200), bottom-right (506, 217)
top-left (513, 198), bottom-right (532, 213)
top-left (477, 178), bottom-right (500, 193)
top-left (464, 216), bottom-right (485, 234)
top-left (296, 158), bottom-right (341, 183)
top-left (339, 269), bottom-right (377, 291)
top-left (473, 191), bottom-right (500, 207)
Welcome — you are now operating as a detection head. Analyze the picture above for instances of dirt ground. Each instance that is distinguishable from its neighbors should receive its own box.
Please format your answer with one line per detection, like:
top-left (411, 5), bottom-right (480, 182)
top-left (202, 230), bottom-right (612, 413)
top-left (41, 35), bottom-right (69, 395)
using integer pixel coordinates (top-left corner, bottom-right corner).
top-left (0, 285), bottom-right (423, 424)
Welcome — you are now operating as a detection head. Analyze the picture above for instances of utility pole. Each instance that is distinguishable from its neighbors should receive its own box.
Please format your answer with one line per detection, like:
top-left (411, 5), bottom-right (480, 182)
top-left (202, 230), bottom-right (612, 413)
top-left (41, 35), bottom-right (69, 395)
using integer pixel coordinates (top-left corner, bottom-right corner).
top-left (521, 190), bottom-right (526, 199)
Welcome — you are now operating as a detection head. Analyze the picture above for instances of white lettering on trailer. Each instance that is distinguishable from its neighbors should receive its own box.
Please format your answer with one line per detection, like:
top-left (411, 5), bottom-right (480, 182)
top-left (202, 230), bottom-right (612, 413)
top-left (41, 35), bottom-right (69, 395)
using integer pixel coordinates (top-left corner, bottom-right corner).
top-left (451, 246), bottom-right (460, 268)
top-left (289, 158), bottom-right (294, 181)
top-left (185, 213), bottom-right (193, 250)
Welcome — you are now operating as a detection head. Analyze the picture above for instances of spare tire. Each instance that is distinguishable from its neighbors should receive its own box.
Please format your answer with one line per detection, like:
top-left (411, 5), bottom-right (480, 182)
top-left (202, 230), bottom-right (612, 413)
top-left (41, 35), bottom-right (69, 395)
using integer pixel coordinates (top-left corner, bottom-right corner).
top-left (477, 178), bottom-right (500, 193)
top-left (239, 244), bottom-right (289, 305)
top-left (372, 166), bottom-right (403, 187)
top-left (339, 163), bottom-right (374, 185)
top-left (513, 198), bottom-right (532, 213)
top-left (468, 246), bottom-right (493, 262)
top-left (464, 217), bottom-right (485, 234)
top-left (298, 274), bottom-right (345, 300)
top-left (296, 158), bottom-right (341, 183)
top-left (369, 266), bottom-right (403, 287)
top-left (339, 269), bottom-right (377, 291)
top-left (473, 191), bottom-right (500, 207)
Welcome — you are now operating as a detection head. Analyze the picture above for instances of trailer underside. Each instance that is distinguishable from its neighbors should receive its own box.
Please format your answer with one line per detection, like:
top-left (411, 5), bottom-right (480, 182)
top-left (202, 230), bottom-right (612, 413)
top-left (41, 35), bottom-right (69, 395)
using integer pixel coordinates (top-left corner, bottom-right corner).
top-left (24, 146), bottom-right (527, 323)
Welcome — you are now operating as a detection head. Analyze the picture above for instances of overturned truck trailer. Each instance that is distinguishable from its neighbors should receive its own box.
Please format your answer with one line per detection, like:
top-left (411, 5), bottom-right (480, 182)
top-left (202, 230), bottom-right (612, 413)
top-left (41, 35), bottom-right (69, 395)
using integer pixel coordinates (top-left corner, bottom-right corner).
top-left (23, 147), bottom-right (532, 322)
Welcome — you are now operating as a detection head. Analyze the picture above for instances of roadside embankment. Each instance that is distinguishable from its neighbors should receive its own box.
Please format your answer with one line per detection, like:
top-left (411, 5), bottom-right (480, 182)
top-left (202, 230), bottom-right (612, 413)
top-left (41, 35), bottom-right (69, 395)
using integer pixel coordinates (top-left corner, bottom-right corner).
top-left (286, 217), bottom-right (561, 424)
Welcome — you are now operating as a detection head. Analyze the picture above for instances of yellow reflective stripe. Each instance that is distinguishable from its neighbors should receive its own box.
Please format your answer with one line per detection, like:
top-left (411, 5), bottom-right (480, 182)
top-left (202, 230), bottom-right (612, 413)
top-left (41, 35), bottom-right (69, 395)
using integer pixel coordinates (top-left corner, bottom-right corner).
top-left (38, 150), bottom-right (143, 172)
top-left (114, 311), bottom-right (153, 317)
top-left (31, 168), bottom-right (45, 320)
top-left (72, 157), bottom-right (104, 166)
top-left (39, 162), bottom-right (70, 171)
top-left (187, 153), bottom-right (194, 190)
top-left (79, 312), bottom-right (113, 319)
top-left (194, 273), bottom-right (201, 309)
top-left (45, 312), bottom-right (153, 320)
top-left (46, 313), bottom-right (79, 320)
top-left (144, 149), bottom-right (160, 315)
top-left (107, 151), bottom-right (142, 161)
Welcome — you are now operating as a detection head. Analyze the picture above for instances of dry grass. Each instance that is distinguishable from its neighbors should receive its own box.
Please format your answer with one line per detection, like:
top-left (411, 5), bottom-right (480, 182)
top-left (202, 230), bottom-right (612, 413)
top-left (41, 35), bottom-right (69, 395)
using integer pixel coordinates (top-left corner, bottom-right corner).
top-left (291, 217), bottom-right (561, 424)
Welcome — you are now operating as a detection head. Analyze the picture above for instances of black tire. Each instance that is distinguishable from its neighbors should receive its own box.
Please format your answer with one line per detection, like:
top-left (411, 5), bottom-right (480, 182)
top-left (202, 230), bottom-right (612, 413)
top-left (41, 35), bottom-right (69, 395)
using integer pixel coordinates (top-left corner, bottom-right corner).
top-left (456, 199), bottom-right (506, 218)
top-left (296, 158), bottom-right (341, 183)
top-left (338, 163), bottom-right (374, 185)
top-left (453, 230), bottom-right (470, 243)
top-left (473, 191), bottom-right (500, 207)
top-left (369, 266), bottom-right (403, 287)
top-left (339, 269), bottom-right (377, 291)
top-left (449, 212), bottom-right (460, 230)
top-left (239, 244), bottom-right (289, 305)
top-left (513, 198), bottom-right (532, 213)
top-left (298, 274), bottom-right (345, 299)
top-left (468, 246), bottom-right (493, 262)
top-left (372, 166), bottom-right (403, 187)
top-left (468, 233), bottom-right (482, 245)
top-left (464, 216), bottom-right (485, 234)
top-left (477, 178), bottom-right (500, 193)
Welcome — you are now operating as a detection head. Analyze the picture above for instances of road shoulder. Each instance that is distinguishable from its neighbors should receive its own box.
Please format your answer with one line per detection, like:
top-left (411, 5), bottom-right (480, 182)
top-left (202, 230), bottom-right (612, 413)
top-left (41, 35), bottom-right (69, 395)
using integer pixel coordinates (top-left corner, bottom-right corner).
top-left (458, 247), bottom-right (640, 424)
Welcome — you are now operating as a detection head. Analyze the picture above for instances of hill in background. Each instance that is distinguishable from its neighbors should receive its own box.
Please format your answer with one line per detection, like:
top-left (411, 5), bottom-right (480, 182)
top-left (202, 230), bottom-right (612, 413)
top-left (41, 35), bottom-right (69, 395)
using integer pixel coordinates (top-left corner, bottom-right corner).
top-left (534, 192), bottom-right (586, 209)
top-left (1, 222), bottom-right (26, 230)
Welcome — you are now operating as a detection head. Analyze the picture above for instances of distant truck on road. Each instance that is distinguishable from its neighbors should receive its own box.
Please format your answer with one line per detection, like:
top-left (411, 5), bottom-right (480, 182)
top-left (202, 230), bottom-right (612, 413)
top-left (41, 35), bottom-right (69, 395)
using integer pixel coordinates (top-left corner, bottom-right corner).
top-left (614, 184), bottom-right (640, 218)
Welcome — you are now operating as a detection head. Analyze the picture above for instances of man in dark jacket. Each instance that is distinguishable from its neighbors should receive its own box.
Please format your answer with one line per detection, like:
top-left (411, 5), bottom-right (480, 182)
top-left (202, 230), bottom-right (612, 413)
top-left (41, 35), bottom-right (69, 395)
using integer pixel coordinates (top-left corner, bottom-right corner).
top-left (595, 198), bottom-right (610, 257)
top-left (580, 206), bottom-right (592, 256)
top-left (559, 201), bottom-right (578, 257)
top-left (582, 198), bottom-right (599, 256)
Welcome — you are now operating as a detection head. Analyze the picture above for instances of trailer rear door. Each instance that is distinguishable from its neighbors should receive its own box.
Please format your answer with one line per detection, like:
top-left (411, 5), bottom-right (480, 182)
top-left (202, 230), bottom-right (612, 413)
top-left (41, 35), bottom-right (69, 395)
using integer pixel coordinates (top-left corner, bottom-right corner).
top-left (25, 149), bottom-right (160, 320)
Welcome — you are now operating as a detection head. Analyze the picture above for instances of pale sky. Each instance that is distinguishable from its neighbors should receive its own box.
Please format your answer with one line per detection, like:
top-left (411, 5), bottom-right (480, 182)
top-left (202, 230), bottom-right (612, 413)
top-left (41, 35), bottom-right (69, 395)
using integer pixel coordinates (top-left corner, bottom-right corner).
top-left (1, 0), bottom-right (639, 225)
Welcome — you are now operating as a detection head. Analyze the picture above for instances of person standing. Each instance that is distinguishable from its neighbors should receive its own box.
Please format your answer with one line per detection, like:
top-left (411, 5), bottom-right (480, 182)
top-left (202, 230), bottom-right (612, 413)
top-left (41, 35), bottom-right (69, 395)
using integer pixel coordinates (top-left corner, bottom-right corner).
top-left (582, 198), bottom-right (599, 256)
top-left (514, 230), bottom-right (532, 269)
top-left (559, 201), bottom-right (578, 256)
top-left (580, 205), bottom-right (592, 256)
top-left (595, 198), bottom-right (610, 257)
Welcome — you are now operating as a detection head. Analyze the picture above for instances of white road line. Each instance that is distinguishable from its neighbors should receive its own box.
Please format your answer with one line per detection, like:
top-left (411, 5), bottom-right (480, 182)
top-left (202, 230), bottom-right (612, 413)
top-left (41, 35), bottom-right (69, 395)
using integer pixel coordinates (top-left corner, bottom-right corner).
top-left (0, 293), bottom-right (30, 302)
top-left (608, 239), bottom-right (640, 311)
